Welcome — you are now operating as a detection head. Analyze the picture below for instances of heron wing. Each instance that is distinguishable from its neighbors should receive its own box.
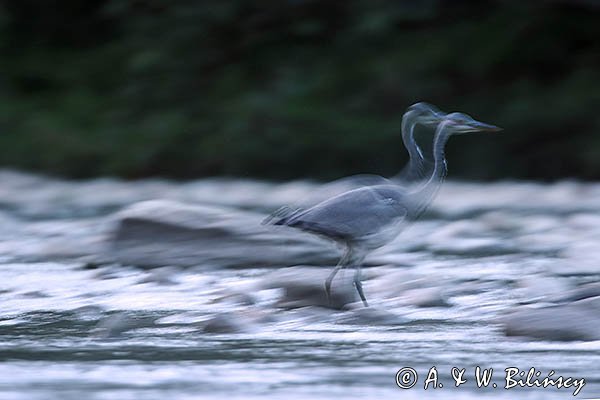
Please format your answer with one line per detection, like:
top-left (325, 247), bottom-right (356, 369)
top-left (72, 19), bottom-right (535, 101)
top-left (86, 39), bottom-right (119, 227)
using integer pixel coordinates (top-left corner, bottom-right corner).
top-left (284, 185), bottom-right (408, 241)
top-left (265, 174), bottom-right (392, 224)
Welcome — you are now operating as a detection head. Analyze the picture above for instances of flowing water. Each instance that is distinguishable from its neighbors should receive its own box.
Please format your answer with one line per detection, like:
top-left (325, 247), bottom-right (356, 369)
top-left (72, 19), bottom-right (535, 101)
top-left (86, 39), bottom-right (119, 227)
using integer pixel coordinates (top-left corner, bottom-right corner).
top-left (0, 170), bottom-right (598, 400)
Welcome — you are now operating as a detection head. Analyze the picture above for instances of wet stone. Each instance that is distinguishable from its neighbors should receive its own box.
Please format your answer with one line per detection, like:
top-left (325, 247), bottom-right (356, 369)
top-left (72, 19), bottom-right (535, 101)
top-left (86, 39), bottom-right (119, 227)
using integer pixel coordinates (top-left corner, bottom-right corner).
top-left (501, 301), bottom-right (600, 341)
top-left (110, 200), bottom-right (339, 268)
top-left (202, 312), bottom-right (253, 334)
top-left (93, 312), bottom-right (159, 338)
top-left (201, 309), bottom-right (273, 334)
top-left (262, 267), bottom-right (358, 310)
top-left (400, 287), bottom-right (452, 308)
top-left (551, 282), bottom-right (600, 302)
top-left (335, 307), bottom-right (408, 325)
top-left (136, 266), bottom-right (182, 286)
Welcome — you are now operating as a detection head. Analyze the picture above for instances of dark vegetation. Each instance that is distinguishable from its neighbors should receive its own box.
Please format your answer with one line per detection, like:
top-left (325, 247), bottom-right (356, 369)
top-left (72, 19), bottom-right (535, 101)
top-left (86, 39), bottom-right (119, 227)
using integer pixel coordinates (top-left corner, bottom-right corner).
top-left (0, 0), bottom-right (598, 180)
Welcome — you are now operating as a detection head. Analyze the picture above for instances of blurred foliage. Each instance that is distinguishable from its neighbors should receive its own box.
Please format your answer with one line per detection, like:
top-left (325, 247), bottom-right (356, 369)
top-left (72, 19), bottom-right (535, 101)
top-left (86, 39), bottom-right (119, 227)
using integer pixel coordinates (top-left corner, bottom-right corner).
top-left (0, 0), bottom-right (598, 180)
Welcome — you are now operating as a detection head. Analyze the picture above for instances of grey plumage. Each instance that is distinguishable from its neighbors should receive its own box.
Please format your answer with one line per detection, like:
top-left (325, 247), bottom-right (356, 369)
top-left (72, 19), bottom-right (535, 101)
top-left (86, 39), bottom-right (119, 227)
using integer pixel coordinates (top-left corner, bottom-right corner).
top-left (265, 104), bottom-right (501, 307)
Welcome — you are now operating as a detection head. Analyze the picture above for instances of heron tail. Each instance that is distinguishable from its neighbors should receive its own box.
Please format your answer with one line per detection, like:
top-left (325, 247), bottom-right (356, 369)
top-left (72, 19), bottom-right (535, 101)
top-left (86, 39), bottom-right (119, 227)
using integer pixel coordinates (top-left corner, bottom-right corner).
top-left (262, 206), bottom-right (302, 226)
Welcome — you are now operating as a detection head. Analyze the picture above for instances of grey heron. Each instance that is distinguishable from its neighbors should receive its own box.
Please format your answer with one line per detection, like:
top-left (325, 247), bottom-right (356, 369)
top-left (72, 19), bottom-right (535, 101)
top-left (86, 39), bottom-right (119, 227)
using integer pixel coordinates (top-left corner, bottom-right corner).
top-left (265, 102), bottom-right (447, 223)
top-left (266, 110), bottom-right (500, 307)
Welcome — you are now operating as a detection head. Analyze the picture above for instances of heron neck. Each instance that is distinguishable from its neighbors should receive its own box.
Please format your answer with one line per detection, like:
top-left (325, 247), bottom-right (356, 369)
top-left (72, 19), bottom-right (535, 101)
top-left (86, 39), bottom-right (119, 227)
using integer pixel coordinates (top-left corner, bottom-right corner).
top-left (400, 110), bottom-right (424, 178)
top-left (410, 121), bottom-right (451, 211)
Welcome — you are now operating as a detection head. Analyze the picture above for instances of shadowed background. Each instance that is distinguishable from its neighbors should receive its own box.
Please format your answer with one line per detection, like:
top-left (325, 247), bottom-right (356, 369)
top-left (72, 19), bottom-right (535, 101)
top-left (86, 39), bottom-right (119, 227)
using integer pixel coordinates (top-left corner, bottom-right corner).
top-left (0, 0), bottom-right (598, 180)
top-left (0, 3), bottom-right (599, 399)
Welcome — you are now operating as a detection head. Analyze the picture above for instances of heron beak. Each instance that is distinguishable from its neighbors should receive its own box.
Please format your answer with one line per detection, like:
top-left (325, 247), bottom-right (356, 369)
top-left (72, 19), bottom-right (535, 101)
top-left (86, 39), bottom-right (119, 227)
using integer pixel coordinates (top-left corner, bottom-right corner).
top-left (473, 121), bottom-right (502, 132)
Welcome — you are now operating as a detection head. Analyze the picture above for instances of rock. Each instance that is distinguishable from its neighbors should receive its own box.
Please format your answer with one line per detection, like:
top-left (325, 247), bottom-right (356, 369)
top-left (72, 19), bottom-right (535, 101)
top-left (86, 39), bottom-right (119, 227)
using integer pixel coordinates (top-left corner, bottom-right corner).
top-left (335, 307), bottom-right (408, 325)
top-left (516, 276), bottom-right (571, 303)
top-left (110, 200), bottom-right (339, 268)
top-left (70, 305), bottom-right (106, 321)
top-left (429, 237), bottom-right (516, 256)
top-left (214, 292), bottom-right (257, 307)
top-left (421, 220), bottom-right (518, 256)
top-left (368, 268), bottom-right (452, 307)
top-left (551, 283), bottom-right (600, 302)
top-left (501, 300), bottom-right (600, 341)
top-left (20, 290), bottom-right (50, 298)
top-left (262, 266), bottom-right (358, 310)
top-left (577, 295), bottom-right (600, 312)
top-left (201, 309), bottom-right (274, 334)
top-left (400, 287), bottom-right (451, 308)
top-left (202, 312), bottom-right (253, 334)
top-left (553, 241), bottom-right (600, 276)
top-left (0, 217), bottom-right (111, 263)
top-left (136, 266), bottom-right (181, 285)
top-left (93, 312), bottom-right (158, 338)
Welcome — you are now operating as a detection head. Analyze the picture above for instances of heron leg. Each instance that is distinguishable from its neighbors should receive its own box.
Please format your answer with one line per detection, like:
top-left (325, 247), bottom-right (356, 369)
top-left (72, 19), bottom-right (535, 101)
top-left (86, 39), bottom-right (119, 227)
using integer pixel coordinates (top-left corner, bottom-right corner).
top-left (325, 247), bottom-right (352, 306)
top-left (353, 266), bottom-right (369, 307)
top-left (325, 264), bottom-right (343, 306)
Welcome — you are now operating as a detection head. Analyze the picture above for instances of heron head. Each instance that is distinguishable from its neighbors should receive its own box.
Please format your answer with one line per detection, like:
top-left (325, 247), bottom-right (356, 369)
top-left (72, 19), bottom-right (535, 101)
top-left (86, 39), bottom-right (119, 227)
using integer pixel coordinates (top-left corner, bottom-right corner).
top-left (444, 112), bottom-right (502, 134)
top-left (406, 102), bottom-right (446, 126)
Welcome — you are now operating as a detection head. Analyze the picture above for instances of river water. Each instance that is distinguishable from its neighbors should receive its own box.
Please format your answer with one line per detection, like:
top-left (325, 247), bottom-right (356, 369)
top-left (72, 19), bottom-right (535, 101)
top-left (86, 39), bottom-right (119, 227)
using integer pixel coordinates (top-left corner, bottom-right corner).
top-left (0, 170), bottom-right (598, 399)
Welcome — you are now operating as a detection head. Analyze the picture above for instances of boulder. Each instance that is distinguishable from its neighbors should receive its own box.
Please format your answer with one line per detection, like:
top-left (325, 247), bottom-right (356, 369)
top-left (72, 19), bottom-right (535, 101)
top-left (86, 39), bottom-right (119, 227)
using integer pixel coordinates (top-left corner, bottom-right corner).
top-left (501, 297), bottom-right (600, 341)
top-left (261, 266), bottom-right (358, 310)
top-left (110, 200), bottom-right (339, 268)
